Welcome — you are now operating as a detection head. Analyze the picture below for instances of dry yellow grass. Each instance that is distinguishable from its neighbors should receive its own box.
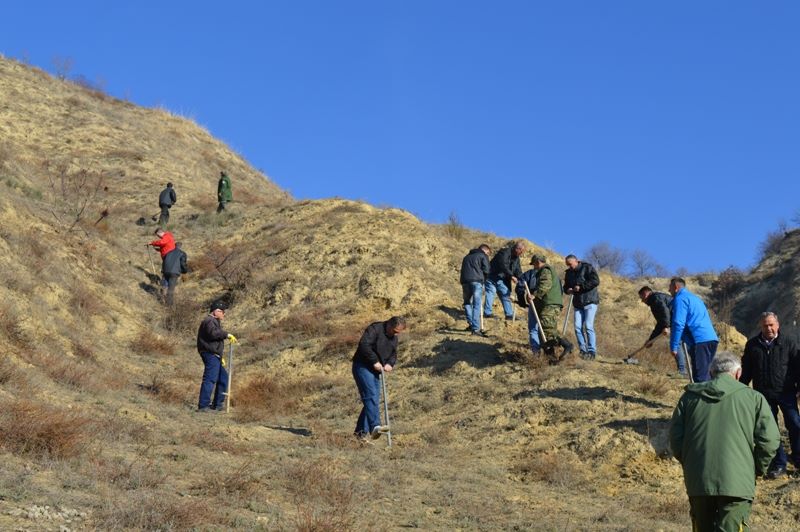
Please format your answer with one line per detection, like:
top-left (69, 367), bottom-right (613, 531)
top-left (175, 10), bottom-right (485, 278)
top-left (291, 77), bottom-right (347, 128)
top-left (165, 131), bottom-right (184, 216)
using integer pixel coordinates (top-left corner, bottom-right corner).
top-left (0, 54), bottom-right (792, 532)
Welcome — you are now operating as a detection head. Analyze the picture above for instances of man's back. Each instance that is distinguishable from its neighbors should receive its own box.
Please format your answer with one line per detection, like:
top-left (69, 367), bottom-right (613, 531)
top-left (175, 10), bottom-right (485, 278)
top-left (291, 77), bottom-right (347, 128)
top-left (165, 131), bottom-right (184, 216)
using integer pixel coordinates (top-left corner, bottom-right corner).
top-left (670, 374), bottom-right (779, 498)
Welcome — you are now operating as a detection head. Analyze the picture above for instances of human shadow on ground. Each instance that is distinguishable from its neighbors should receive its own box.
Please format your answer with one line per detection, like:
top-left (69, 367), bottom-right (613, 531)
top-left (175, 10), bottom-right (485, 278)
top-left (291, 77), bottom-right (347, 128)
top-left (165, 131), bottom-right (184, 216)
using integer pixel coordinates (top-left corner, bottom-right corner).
top-left (139, 281), bottom-right (160, 296)
top-left (513, 386), bottom-right (669, 409)
top-left (437, 304), bottom-right (464, 321)
top-left (407, 338), bottom-right (504, 374)
top-left (603, 417), bottom-right (673, 456)
top-left (263, 425), bottom-right (312, 437)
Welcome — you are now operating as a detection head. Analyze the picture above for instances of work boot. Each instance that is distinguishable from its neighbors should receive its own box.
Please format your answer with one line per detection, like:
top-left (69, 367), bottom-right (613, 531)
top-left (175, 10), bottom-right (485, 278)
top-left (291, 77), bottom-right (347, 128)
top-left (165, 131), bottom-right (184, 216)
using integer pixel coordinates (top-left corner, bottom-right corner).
top-left (370, 425), bottom-right (390, 440)
top-left (558, 338), bottom-right (574, 357)
top-left (471, 330), bottom-right (489, 338)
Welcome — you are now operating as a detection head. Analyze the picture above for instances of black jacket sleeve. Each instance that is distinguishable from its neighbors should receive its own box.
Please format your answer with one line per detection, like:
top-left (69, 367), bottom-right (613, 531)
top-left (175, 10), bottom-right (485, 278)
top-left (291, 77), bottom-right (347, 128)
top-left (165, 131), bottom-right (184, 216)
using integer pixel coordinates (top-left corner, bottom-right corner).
top-left (180, 251), bottom-right (188, 274)
top-left (647, 294), bottom-right (671, 341)
top-left (740, 340), bottom-right (754, 386)
top-left (582, 264), bottom-right (600, 292)
top-left (170, 188), bottom-right (177, 204)
top-left (481, 254), bottom-right (490, 279)
top-left (356, 324), bottom-right (381, 365)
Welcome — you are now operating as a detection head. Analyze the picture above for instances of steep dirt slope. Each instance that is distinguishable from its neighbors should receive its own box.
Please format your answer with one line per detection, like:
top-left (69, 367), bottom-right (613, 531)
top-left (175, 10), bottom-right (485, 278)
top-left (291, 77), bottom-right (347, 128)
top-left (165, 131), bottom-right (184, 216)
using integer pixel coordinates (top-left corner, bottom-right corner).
top-left (2, 56), bottom-right (791, 531)
top-left (722, 229), bottom-right (800, 339)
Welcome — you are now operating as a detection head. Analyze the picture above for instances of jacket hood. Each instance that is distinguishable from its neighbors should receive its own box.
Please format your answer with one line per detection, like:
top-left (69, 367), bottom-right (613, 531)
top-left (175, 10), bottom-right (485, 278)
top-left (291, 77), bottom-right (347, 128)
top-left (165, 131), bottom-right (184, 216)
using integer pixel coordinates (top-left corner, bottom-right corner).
top-left (685, 373), bottom-right (743, 402)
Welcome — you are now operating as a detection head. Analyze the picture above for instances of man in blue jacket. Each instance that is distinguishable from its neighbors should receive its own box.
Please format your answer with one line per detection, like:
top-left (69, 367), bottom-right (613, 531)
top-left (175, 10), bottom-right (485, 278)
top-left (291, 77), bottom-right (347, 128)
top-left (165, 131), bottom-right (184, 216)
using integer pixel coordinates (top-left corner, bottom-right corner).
top-left (669, 277), bottom-right (718, 382)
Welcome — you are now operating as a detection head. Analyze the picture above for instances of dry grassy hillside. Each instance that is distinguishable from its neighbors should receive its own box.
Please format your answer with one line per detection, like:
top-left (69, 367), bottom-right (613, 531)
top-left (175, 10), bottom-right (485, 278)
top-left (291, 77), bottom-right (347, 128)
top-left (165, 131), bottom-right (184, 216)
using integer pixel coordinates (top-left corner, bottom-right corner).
top-left (2, 55), bottom-right (796, 531)
top-left (717, 229), bottom-right (800, 339)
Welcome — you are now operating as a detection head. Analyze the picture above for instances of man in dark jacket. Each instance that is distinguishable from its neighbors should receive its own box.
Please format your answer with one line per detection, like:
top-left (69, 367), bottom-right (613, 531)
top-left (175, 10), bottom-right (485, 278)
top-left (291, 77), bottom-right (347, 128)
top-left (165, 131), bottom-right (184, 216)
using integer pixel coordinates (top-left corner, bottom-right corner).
top-left (196, 301), bottom-right (237, 412)
top-left (161, 242), bottom-right (188, 305)
top-left (564, 255), bottom-right (600, 359)
top-left (625, 286), bottom-right (672, 365)
top-left (740, 312), bottom-right (800, 479)
top-left (460, 244), bottom-right (491, 336)
top-left (158, 182), bottom-right (177, 227)
top-left (484, 241), bottom-right (525, 320)
top-left (352, 316), bottom-right (406, 441)
top-left (670, 351), bottom-right (779, 531)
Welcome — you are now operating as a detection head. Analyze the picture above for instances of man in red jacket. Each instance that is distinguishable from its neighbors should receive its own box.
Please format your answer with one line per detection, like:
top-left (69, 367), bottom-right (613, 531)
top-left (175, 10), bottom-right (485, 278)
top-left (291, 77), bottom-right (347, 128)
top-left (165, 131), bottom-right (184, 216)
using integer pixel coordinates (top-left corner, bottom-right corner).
top-left (149, 228), bottom-right (176, 258)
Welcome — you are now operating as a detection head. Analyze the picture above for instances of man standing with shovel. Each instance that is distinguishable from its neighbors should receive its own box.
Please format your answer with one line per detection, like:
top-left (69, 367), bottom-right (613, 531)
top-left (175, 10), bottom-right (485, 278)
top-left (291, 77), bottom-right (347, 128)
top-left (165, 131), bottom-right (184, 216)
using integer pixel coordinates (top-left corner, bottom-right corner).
top-left (624, 286), bottom-right (672, 365)
top-left (352, 316), bottom-right (406, 442)
top-left (196, 301), bottom-right (238, 413)
top-left (530, 254), bottom-right (574, 364)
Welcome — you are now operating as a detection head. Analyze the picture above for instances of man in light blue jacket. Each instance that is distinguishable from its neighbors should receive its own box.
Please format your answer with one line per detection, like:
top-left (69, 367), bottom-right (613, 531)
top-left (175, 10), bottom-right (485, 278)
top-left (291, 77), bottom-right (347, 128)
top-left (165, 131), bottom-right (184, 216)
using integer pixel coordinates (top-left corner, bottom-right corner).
top-left (669, 277), bottom-right (719, 382)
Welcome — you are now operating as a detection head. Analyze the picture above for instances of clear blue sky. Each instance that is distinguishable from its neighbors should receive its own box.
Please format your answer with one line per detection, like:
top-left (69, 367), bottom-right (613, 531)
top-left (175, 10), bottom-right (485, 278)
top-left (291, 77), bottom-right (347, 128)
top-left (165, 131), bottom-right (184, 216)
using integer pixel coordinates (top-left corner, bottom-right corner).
top-left (3, 1), bottom-right (799, 273)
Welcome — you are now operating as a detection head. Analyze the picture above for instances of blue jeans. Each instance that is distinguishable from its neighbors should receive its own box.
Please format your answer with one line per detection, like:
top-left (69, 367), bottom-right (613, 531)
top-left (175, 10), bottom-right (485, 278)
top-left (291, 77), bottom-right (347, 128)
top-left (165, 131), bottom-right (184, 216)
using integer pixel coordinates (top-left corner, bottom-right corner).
top-left (352, 360), bottom-right (381, 436)
top-left (767, 395), bottom-right (800, 470)
top-left (573, 304), bottom-right (597, 354)
top-left (198, 351), bottom-right (229, 409)
top-left (688, 341), bottom-right (718, 383)
top-left (462, 282), bottom-right (484, 332)
top-left (484, 278), bottom-right (513, 318)
top-left (527, 305), bottom-right (541, 353)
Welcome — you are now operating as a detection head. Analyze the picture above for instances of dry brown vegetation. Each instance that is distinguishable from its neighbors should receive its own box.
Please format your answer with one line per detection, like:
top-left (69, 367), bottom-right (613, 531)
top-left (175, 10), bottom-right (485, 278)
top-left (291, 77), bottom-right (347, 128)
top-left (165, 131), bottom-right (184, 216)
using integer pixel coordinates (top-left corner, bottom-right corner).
top-left (2, 54), bottom-right (796, 532)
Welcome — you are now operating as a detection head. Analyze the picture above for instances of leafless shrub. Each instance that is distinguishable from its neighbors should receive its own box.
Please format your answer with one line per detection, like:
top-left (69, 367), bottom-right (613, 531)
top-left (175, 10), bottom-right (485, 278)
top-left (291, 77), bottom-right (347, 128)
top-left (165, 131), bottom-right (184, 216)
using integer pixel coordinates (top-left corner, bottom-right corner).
top-left (71, 338), bottom-right (96, 361)
top-left (586, 241), bottom-right (627, 274)
top-left (235, 375), bottom-right (331, 422)
top-left (139, 375), bottom-right (189, 405)
top-left (51, 55), bottom-right (74, 80)
top-left (0, 400), bottom-right (93, 459)
top-left (0, 308), bottom-right (31, 349)
top-left (97, 490), bottom-right (214, 530)
top-left (0, 364), bottom-right (21, 385)
top-left (632, 374), bottom-right (671, 397)
top-left (285, 459), bottom-right (355, 532)
top-left (69, 284), bottom-right (104, 316)
top-left (163, 297), bottom-right (203, 333)
top-left (514, 450), bottom-right (584, 488)
top-left (194, 459), bottom-right (263, 500)
top-left (629, 249), bottom-right (669, 278)
top-left (318, 322), bottom-right (363, 359)
top-left (43, 162), bottom-right (107, 235)
top-left (93, 448), bottom-right (168, 490)
top-left (757, 223), bottom-right (788, 262)
top-left (130, 329), bottom-right (176, 357)
top-left (273, 308), bottom-right (331, 339)
top-left (445, 211), bottom-right (466, 240)
top-left (201, 242), bottom-right (264, 295)
top-left (421, 424), bottom-right (454, 445)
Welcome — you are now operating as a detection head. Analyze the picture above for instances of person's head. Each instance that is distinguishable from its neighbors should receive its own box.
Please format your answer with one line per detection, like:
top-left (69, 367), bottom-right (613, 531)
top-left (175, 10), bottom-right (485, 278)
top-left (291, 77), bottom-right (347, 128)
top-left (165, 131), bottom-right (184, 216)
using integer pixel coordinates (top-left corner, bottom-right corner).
top-left (154, 228), bottom-right (165, 237)
top-left (530, 253), bottom-right (547, 269)
top-left (759, 312), bottom-right (780, 340)
top-left (175, 241), bottom-right (182, 249)
top-left (220, 171), bottom-right (227, 178)
top-left (478, 244), bottom-right (491, 255)
top-left (638, 286), bottom-right (653, 303)
top-left (512, 241), bottom-right (526, 257)
top-left (209, 300), bottom-right (227, 320)
top-left (668, 277), bottom-right (686, 296)
top-left (166, 182), bottom-right (173, 188)
top-left (386, 316), bottom-right (407, 337)
top-left (709, 351), bottom-right (742, 380)
top-left (565, 254), bottom-right (579, 270)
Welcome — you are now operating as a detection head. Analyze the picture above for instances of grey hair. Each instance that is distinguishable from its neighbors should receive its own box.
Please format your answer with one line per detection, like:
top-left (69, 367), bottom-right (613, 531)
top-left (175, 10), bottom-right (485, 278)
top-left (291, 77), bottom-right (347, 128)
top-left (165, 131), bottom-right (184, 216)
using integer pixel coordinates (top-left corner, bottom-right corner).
top-left (760, 311), bottom-right (779, 323)
top-left (709, 351), bottom-right (742, 378)
top-left (387, 316), bottom-right (407, 329)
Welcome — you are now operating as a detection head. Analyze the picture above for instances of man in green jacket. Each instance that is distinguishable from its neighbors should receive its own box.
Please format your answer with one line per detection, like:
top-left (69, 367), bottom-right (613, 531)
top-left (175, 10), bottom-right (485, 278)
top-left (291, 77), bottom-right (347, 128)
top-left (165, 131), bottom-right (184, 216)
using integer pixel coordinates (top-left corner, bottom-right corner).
top-left (529, 254), bottom-right (573, 364)
top-left (669, 351), bottom-right (780, 531)
top-left (217, 171), bottom-right (232, 213)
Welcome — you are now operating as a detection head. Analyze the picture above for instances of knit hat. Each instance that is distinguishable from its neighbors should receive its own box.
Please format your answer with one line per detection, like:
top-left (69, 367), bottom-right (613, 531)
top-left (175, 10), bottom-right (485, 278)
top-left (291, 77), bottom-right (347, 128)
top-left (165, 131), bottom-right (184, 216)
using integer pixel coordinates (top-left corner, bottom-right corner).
top-left (209, 300), bottom-right (227, 313)
top-left (530, 253), bottom-right (547, 264)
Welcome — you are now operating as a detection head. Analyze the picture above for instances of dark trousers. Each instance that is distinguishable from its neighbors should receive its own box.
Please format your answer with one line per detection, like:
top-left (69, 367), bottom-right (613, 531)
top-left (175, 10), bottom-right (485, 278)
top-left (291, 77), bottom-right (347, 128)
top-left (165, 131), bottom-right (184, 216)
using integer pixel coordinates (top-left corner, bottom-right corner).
top-left (217, 200), bottom-right (226, 213)
top-left (161, 273), bottom-right (180, 305)
top-left (767, 394), bottom-right (800, 470)
top-left (689, 341), bottom-right (718, 382)
top-left (688, 496), bottom-right (751, 532)
top-left (198, 351), bottom-right (228, 409)
top-left (158, 204), bottom-right (171, 226)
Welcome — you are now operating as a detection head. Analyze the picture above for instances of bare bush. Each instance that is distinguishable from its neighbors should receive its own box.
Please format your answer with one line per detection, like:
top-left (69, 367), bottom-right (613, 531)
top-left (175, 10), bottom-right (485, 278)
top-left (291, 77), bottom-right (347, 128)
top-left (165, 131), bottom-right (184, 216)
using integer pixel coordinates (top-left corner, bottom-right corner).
top-left (632, 373), bottom-right (671, 397)
top-left (129, 329), bottom-right (176, 357)
top-left (757, 220), bottom-right (789, 262)
top-left (201, 242), bottom-right (264, 295)
top-left (97, 491), bottom-right (214, 530)
top-left (629, 249), bottom-right (669, 278)
top-left (235, 375), bottom-right (332, 422)
top-left (585, 241), bottom-right (627, 274)
top-left (514, 450), bottom-right (585, 488)
top-left (43, 162), bottom-right (107, 235)
top-left (444, 211), bottom-right (466, 240)
top-left (0, 400), bottom-right (93, 459)
top-left (51, 55), bottom-right (74, 80)
top-left (0, 307), bottom-right (31, 349)
top-left (285, 459), bottom-right (355, 532)
top-left (139, 375), bottom-right (190, 405)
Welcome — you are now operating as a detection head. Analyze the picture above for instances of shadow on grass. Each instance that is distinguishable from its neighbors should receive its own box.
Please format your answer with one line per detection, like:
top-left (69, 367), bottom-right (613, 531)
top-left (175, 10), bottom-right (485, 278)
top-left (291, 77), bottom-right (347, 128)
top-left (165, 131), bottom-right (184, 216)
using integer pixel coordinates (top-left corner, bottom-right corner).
top-left (139, 281), bottom-right (160, 296)
top-left (407, 338), bottom-right (504, 374)
top-left (437, 304), bottom-right (464, 321)
top-left (513, 386), bottom-right (670, 409)
top-left (263, 425), bottom-right (313, 437)
top-left (603, 417), bottom-right (673, 456)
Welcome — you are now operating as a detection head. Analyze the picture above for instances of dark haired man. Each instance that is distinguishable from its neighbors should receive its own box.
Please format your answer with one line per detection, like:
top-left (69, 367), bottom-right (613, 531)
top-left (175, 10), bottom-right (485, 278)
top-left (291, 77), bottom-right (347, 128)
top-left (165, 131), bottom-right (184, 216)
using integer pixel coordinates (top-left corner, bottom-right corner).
top-left (669, 277), bottom-right (718, 382)
top-left (564, 254), bottom-right (600, 359)
top-left (625, 286), bottom-right (672, 365)
top-left (352, 316), bottom-right (406, 441)
top-left (196, 301), bottom-right (237, 412)
top-left (484, 241), bottom-right (525, 321)
top-left (158, 182), bottom-right (177, 227)
top-left (460, 244), bottom-right (491, 336)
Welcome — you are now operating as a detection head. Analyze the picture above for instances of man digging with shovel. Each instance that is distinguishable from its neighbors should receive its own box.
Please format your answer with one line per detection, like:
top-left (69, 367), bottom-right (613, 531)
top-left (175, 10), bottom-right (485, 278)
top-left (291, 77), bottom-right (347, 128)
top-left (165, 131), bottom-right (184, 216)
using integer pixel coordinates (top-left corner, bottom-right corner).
top-left (530, 254), bottom-right (573, 364)
top-left (624, 285), bottom-right (672, 365)
top-left (352, 316), bottom-right (406, 443)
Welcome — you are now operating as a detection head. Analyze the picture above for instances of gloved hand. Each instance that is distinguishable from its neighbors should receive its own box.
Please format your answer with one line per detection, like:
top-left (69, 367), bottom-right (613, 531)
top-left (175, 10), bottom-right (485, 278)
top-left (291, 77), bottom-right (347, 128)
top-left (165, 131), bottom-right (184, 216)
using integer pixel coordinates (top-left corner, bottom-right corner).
top-left (227, 333), bottom-right (238, 344)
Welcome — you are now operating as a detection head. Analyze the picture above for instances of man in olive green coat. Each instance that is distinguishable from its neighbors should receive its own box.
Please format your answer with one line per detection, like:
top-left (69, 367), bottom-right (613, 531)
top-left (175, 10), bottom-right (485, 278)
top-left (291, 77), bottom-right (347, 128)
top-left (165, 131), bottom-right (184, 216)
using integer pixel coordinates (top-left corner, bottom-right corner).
top-left (529, 254), bottom-right (573, 364)
top-left (217, 171), bottom-right (233, 213)
top-left (669, 351), bottom-right (779, 532)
